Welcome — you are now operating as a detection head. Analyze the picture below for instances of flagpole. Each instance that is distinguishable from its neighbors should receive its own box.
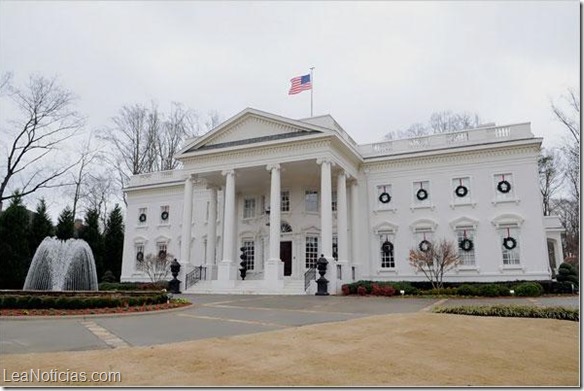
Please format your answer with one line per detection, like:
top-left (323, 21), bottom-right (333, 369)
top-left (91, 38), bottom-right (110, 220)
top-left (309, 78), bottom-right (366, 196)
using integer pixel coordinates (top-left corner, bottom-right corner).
top-left (310, 67), bottom-right (315, 117)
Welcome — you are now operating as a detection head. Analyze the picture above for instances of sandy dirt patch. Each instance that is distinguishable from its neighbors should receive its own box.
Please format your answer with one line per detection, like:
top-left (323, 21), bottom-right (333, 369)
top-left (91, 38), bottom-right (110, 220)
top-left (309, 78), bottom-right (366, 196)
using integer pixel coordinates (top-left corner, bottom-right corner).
top-left (0, 312), bottom-right (578, 387)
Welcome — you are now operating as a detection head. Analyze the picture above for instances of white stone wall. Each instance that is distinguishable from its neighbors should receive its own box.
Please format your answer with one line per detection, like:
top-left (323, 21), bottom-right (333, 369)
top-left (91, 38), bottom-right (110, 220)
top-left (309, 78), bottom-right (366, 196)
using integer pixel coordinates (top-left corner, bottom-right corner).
top-left (359, 145), bottom-right (550, 282)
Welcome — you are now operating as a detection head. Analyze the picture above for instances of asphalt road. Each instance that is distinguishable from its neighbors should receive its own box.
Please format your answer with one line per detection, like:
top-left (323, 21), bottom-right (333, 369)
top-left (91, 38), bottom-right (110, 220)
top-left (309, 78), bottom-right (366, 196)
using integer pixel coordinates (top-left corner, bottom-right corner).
top-left (0, 294), bottom-right (578, 355)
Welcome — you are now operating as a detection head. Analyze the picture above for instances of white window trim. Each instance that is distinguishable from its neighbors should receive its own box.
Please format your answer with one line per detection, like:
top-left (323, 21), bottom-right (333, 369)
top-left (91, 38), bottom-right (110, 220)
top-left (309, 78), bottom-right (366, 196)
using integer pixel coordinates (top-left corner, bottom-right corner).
top-left (410, 180), bottom-right (435, 211)
top-left (492, 172), bottom-right (520, 205)
top-left (159, 205), bottom-right (171, 226)
top-left (449, 175), bottom-right (477, 209)
top-left (373, 183), bottom-right (397, 213)
top-left (243, 197), bottom-right (257, 220)
top-left (137, 207), bottom-right (148, 228)
top-left (281, 190), bottom-right (291, 214)
top-left (453, 226), bottom-right (480, 272)
top-left (303, 189), bottom-right (319, 214)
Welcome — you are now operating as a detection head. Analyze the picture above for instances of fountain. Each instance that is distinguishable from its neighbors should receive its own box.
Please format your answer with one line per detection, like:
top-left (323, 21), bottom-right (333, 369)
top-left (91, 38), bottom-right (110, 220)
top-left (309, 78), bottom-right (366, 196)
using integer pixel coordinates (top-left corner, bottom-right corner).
top-left (23, 237), bottom-right (98, 291)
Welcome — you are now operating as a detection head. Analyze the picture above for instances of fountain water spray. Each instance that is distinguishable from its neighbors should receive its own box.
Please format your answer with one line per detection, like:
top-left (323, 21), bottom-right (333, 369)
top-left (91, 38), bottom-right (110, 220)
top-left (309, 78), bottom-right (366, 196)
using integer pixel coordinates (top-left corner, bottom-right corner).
top-left (23, 237), bottom-right (98, 291)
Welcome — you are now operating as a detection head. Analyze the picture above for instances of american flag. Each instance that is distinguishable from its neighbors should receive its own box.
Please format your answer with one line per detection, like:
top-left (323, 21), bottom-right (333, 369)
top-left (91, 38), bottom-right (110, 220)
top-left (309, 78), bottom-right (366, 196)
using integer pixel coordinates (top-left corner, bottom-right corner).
top-left (288, 74), bottom-right (312, 95)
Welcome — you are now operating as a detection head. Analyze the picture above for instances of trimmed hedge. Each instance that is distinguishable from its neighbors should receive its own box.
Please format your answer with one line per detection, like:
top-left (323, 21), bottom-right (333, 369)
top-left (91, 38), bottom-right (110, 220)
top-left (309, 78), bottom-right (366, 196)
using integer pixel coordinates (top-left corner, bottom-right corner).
top-left (0, 294), bottom-right (168, 309)
top-left (514, 282), bottom-right (544, 297)
top-left (433, 304), bottom-right (579, 322)
top-left (98, 281), bottom-right (169, 291)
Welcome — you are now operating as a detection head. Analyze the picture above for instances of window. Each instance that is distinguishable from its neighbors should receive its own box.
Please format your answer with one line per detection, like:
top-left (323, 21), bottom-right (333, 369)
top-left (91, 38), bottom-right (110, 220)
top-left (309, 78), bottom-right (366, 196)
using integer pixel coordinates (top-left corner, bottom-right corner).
top-left (494, 173), bottom-right (515, 201)
top-left (332, 236), bottom-right (338, 261)
top-left (205, 201), bottom-right (210, 221)
top-left (414, 230), bottom-right (434, 252)
top-left (305, 236), bottom-right (319, 268)
top-left (500, 227), bottom-right (520, 265)
top-left (157, 241), bottom-right (168, 258)
top-left (138, 208), bottom-right (147, 225)
top-left (243, 198), bottom-right (256, 219)
top-left (452, 177), bottom-right (471, 203)
top-left (135, 243), bottom-right (145, 269)
top-left (332, 191), bottom-right (337, 212)
top-left (413, 181), bottom-right (431, 205)
top-left (456, 228), bottom-right (476, 266)
top-left (377, 184), bottom-right (393, 208)
top-left (160, 205), bottom-right (170, 224)
top-left (379, 233), bottom-right (395, 268)
top-left (281, 191), bottom-right (290, 212)
top-left (305, 190), bottom-right (319, 212)
top-left (242, 240), bottom-right (255, 271)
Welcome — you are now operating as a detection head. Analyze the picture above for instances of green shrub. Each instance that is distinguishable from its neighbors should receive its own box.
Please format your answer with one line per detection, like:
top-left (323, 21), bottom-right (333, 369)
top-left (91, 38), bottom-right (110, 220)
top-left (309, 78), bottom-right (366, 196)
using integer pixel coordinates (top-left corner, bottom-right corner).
top-left (514, 282), bottom-right (544, 297)
top-left (27, 296), bottom-right (43, 309)
top-left (477, 284), bottom-right (500, 297)
top-left (433, 304), bottom-right (578, 321)
top-left (497, 285), bottom-right (511, 296)
top-left (456, 284), bottom-right (477, 296)
top-left (2, 296), bottom-right (17, 308)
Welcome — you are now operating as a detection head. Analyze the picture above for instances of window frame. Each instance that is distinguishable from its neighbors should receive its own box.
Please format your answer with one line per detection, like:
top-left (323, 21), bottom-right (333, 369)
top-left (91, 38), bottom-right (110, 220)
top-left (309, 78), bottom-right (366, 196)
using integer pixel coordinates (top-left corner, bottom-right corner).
top-left (305, 190), bottom-right (319, 213)
top-left (305, 235), bottom-right (319, 269)
top-left (243, 197), bottom-right (256, 219)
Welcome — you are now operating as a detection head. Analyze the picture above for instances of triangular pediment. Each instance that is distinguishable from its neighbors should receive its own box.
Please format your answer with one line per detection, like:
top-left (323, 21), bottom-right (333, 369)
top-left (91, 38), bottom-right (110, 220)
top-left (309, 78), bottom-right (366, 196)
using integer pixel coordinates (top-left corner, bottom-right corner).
top-left (179, 108), bottom-right (330, 155)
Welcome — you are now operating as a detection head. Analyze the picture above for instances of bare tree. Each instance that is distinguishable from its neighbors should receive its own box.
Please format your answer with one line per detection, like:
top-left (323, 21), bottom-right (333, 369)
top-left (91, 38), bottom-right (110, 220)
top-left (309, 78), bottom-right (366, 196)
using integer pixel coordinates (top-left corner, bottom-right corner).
top-left (551, 198), bottom-right (579, 261)
top-left (80, 171), bottom-right (116, 229)
top-left (0, 72), bottom-right (12, 95)
top-left (154, 102), bottom-right (197, 171)
top-left (550, 87), bottom-right (580, 264)
top-left (0, 75), bottom-right (84, 211)
top-left (204, 110), bottom-right (222, 132)
top-left (140, 252), bottom-right (174, 282)
top-left (100, 102), bottom-right (201, 205)
top-left (408, 238), bottom-right (461, 289)
top-left (384, 110), bottom-right (481, 140)
top-left (538, 149), bottom-right (563, 216)
top-left (429, 111), bottom-right (481, 133)
top-left (67, 135), bottom-right (101, 219)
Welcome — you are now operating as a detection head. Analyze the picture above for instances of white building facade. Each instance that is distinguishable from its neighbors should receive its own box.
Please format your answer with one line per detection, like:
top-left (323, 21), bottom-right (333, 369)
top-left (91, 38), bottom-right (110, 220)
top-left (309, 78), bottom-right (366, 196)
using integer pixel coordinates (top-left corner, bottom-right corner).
top-left (120, 108), bottom-right (564, 294)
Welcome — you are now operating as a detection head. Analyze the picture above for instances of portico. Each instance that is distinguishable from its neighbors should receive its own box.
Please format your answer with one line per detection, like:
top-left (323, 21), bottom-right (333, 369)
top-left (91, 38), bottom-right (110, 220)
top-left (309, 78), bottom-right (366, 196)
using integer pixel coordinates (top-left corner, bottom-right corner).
top-left (178, 152), bottom-right (357, 294)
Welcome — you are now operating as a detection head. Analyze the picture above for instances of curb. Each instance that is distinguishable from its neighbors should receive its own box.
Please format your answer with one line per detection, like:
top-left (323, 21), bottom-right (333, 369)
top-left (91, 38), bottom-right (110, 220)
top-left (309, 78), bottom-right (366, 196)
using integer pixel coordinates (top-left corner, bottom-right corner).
top-left (0, 303), bottom-right (194, 321)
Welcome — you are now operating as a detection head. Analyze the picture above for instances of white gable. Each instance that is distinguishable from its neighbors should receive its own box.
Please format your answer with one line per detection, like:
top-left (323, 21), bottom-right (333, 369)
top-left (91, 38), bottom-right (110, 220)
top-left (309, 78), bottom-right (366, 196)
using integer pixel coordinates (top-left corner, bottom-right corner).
top-left (205, 115), bottom-right (312, 147)
top-left (179, 108), bottom-right (331, 154)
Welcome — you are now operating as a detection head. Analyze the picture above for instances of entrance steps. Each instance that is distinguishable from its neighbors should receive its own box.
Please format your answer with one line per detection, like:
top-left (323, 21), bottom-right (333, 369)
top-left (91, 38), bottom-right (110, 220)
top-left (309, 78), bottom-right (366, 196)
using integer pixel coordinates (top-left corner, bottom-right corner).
top-left (184, 278), bottom-right (307, 295)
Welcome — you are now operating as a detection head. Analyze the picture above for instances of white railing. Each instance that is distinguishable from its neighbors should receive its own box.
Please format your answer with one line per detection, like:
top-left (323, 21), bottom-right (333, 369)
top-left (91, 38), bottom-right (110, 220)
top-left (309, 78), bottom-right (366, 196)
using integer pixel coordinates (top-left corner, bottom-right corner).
top-left (360, 123), bottom-right (532, 158)
top-left (127, 169), bottom-right (187, 187)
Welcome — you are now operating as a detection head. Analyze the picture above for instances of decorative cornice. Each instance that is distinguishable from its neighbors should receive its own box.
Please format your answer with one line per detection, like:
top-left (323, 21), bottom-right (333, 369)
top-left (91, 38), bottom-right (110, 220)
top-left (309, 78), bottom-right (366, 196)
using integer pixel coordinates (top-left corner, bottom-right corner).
top-left (363, 144), bottom-right (540, 172)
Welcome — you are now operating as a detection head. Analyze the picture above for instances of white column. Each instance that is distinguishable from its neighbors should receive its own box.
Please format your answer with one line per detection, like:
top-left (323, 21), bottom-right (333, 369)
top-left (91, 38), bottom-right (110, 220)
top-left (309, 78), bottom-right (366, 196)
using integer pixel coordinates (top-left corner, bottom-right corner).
top-left (264, 163), bottom-right (284, 287)
top-left (336, 172), bottom-right (349, 278)
top-left (350, 179), bottom-right (360, 280)
top-left (206, 186), bottom-right (218, 280)
top-left (218, 169), bottom-right (236, 283)
top-left (180, 176), bottom-right (193, 265)
top-left (317, 158), bottom-right (337, 292)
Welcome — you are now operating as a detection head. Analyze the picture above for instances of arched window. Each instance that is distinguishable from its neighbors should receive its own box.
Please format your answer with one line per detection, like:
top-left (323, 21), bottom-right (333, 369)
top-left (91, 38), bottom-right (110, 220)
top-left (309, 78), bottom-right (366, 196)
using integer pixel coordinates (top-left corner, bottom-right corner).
top-left (281, 222), bottom-right (293, 233)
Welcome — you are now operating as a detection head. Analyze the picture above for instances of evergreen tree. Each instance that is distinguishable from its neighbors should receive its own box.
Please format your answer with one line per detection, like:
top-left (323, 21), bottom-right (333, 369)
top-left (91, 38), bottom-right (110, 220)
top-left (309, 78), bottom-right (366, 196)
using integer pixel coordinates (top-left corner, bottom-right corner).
top-left (79, 208), bottom-right (105, 281)
top-left (0, 193), bottom-right (31, 288)
top-left (104, 204), bottom-right (124, 281)
top-left (55, 206), bottom-right (75, 240)
top-left (28, 198), bottom-right (54, 255)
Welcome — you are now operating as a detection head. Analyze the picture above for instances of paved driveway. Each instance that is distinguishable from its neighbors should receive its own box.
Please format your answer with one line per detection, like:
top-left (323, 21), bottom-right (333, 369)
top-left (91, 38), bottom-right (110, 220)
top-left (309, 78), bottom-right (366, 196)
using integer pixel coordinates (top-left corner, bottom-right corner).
top-left (0, 294), bottom-right (578, 355)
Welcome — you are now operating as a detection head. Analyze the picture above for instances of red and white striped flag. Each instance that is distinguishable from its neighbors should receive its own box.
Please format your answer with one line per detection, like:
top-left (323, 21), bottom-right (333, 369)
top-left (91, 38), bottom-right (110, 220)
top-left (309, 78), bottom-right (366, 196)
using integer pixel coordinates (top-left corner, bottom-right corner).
top-left (288, 74), bottom-right (312, 95)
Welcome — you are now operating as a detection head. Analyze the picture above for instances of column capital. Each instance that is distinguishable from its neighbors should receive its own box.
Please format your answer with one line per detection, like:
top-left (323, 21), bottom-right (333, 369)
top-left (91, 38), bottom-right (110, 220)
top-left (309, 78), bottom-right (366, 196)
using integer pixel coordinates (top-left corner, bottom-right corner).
top-left (221, 169), bottom-right (235, 177)
top-left (316, 157), bottom-right (335, 166)
top-left (266, 163), bottom-right (281, 172)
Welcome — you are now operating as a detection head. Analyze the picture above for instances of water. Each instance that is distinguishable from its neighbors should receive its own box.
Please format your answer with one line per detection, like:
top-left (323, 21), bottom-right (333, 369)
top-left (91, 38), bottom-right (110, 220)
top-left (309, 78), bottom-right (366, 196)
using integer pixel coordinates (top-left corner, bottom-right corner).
top-left (23, 237), bottom-right (98, 291)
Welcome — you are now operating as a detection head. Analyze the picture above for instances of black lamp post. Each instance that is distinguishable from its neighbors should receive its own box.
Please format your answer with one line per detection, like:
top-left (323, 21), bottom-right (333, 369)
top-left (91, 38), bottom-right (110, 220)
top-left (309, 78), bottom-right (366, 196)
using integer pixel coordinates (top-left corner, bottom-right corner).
top-left (315, 254), bottom-right (329, 296)
top-left (169, 258), bottom-right (181, 294)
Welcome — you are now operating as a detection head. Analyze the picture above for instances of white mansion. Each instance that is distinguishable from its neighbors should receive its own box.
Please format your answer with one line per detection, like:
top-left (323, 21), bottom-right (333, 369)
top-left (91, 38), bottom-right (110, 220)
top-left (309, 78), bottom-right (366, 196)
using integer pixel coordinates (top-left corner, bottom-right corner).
top-left (120, 108), bottom-right (564, 294)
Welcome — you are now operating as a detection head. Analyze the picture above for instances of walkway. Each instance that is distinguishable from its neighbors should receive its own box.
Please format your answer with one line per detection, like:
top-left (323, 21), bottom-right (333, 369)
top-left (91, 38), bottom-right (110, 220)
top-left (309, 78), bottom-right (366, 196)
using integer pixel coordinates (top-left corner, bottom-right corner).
top-left (1, 294), bottom-right (578, 355)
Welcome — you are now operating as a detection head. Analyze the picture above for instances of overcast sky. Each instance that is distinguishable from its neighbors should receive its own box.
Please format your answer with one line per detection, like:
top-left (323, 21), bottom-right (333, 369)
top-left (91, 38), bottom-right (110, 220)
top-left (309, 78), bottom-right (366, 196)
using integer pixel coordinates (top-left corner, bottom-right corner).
top-left (0, 0), bottom-right (580, 218)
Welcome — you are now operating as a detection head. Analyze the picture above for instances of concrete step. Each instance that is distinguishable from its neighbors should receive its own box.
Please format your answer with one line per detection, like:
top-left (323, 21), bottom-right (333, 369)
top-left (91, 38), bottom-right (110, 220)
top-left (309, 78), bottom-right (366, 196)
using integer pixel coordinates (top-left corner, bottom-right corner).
top-left (184, 279), bottom-right (308, 295)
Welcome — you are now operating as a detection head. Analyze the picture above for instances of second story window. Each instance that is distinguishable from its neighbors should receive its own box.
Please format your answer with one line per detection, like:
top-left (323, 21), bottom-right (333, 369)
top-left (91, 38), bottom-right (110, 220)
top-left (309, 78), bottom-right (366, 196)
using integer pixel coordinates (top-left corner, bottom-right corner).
top-left (494, 173), bottom-right (515, 201)
top-left (138, 208), bottom-right (147, 225)
top-left (413, 181), bottom-right (431, 206)
top-left (281, 191), bottom-right (290, 212)
top-left (305, 190), bottom-right (318, 212)
top-left (243, 198), bottom-right (256, 219)
top-left (160, 205), bottom-right (170, 224)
